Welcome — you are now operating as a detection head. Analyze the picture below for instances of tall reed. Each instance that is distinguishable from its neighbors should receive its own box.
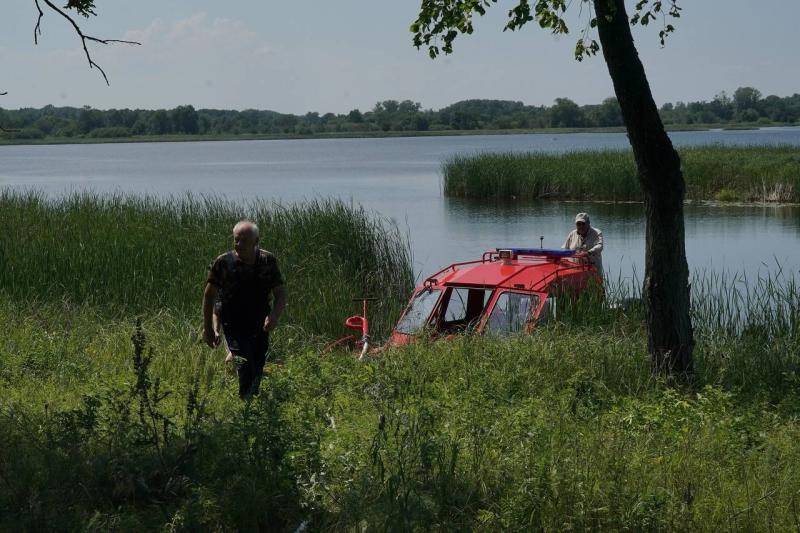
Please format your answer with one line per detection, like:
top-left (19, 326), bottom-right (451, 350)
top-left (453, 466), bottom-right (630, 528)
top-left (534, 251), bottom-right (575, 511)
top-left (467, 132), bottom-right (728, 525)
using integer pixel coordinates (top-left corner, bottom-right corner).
top-left (443, 145), bottom-right (800, 202)
top-left (0, 191), bottom-right (414, 340)
top-left (588, 266), bottom-right (800, 395)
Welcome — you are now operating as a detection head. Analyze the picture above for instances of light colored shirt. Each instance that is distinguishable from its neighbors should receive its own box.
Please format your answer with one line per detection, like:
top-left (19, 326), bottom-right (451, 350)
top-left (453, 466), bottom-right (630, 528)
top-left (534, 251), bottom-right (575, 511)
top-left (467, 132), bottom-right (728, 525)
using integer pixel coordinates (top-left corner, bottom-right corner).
top-left (562, 226), bottom-right (603, 275)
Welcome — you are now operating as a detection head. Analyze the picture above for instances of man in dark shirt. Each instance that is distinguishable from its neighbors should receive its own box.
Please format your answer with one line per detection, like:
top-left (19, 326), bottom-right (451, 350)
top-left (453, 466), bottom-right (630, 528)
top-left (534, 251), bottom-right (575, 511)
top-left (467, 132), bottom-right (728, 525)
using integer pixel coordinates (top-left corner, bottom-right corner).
top-left (203, 221), bottom-right (287, 399)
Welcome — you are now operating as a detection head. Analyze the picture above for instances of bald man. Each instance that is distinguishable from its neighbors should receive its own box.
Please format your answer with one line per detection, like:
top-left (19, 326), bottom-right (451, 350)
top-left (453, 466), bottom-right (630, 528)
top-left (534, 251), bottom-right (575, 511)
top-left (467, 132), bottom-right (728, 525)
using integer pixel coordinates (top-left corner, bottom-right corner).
top-left (203, 221), bottom-right (287, 399)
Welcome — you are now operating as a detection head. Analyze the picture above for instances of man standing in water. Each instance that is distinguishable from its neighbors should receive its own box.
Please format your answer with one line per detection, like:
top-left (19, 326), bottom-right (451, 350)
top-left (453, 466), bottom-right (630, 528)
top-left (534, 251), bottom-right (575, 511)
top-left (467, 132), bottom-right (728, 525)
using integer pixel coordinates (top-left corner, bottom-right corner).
top-left (203, 221), bottom-right (287, 399)
top-left (563, 212), bottom-right (604, 277)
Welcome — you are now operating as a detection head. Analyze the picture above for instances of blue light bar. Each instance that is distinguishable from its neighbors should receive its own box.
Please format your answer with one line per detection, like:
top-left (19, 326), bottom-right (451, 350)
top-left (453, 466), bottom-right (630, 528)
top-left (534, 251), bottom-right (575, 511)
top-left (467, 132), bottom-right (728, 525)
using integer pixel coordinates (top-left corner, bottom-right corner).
top-left (496, 248), bottom-right (576, 257)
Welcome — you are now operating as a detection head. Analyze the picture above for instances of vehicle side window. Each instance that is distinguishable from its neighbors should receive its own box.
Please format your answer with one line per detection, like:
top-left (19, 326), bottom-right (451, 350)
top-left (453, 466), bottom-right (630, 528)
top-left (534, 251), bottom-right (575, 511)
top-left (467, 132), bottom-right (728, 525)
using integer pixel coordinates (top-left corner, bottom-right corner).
top-left (441, 287), bottom-right (492, 332)
top-left (486, 292), bottom-right (539, 335)
top-left (395, 289), bottom-right (441, 334)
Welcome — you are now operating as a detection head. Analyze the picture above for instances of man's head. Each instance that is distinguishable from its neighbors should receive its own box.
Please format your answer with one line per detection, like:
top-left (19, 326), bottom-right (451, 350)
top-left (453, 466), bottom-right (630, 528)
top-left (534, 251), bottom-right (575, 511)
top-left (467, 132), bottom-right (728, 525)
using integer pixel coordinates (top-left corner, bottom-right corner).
top-left (575, 212), bottom-right (590, 236)
top-left (233, 220), bottom-right (259, 258)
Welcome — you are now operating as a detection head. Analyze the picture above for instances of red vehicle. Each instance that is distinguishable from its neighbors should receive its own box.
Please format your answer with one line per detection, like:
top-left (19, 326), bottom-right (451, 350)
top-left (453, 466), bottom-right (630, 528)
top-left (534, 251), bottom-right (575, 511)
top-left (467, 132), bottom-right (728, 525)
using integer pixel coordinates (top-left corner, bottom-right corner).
top-left (329, 248), bottom-right (600, 356)
top-left (389, 247), bottom-right (600, 346)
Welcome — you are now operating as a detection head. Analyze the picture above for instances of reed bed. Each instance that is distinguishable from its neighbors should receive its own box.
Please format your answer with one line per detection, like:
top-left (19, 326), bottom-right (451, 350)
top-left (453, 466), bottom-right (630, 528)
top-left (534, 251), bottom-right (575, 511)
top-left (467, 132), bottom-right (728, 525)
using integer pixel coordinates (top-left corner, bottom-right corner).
top-left (688, 267), bottom-right (800, 396)
top-left (546, 265), bottom-right (800, 398)
top-left (0, 190), bottom-right (414, 341)
top-left (443, 145), bottom-right (800, 202)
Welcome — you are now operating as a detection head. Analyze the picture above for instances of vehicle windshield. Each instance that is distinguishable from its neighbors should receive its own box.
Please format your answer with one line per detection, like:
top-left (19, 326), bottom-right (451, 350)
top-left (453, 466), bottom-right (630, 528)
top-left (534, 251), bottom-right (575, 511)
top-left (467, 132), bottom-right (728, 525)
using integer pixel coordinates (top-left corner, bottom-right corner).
top-left (395, 288), bottom-right (441, 334)
top-left (485, 292), bottom-right (540, 336)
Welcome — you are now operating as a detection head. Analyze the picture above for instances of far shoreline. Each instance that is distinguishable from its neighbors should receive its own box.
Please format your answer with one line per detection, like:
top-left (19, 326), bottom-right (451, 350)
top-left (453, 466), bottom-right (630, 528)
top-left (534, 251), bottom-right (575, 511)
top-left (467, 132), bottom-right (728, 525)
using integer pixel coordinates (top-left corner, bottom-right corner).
top-left (2, 123), bottom-right (797, 148)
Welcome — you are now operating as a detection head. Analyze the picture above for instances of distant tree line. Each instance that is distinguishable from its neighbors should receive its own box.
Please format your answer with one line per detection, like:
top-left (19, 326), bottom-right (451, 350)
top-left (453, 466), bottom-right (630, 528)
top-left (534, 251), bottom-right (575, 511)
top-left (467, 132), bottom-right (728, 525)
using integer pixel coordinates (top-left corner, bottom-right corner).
top-left (1, 87), bottom-right (798, 140)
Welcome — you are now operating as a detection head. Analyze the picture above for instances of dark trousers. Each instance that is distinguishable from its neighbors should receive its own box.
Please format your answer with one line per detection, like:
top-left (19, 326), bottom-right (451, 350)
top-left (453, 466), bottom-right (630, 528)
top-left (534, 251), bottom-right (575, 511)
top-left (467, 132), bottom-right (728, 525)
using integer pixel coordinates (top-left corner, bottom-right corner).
top-left (224, 329), bottom-right (269, 399)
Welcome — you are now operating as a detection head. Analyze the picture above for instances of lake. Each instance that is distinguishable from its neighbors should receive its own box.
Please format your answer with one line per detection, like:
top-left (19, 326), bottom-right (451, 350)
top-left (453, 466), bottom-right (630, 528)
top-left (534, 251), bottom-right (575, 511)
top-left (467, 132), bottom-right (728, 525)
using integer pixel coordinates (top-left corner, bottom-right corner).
top-left (2, 128), bottom-right (799, 283)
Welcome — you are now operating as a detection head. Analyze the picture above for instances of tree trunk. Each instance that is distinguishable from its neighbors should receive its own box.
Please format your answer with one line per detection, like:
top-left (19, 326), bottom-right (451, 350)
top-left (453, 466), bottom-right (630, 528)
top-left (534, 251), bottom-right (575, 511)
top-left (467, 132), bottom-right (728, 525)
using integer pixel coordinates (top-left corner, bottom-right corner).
top-left (594, 0), bottom-right (694, 373)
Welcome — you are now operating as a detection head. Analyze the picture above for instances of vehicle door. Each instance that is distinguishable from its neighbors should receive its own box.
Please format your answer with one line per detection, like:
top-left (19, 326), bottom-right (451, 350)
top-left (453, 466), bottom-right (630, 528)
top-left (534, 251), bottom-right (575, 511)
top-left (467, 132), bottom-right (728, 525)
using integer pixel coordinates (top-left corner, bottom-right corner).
top-left (435, 286), bottom-right (493, 334)
top-left (480, 290), bottom-right (547, 336)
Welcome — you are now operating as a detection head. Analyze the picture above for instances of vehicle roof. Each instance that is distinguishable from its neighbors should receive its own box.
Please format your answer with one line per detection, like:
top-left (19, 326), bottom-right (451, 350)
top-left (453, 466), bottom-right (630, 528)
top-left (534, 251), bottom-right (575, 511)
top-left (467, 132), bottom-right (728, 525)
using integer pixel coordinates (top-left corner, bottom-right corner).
top-left (424, 250), bottom-right (591, 293)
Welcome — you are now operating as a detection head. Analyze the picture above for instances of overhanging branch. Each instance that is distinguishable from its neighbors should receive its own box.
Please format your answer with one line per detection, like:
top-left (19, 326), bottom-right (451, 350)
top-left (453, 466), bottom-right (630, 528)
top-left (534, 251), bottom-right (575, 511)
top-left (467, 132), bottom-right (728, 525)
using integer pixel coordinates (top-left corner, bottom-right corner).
top-left (34, 0), bottom-right (44, 44)
top-left (34, 0), bottom-right (140, 85)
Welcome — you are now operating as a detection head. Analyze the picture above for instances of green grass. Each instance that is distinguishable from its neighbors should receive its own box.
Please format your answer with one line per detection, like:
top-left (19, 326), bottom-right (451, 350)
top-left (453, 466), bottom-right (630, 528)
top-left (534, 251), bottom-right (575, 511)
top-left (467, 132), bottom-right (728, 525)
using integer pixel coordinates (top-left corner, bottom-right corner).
top-left (2, 305), bottom-right (800, 531)
top-left (1, 193), bottom-right (800, 530)
top-left (443, 145), bottom-right (800, 203)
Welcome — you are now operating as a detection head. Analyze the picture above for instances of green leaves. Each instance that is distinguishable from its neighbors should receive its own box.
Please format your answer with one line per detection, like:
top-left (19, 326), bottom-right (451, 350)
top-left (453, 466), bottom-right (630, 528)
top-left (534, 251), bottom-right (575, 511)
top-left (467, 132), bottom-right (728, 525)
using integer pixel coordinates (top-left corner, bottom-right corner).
top-left (507, 0), bottom-right (568, 33)
top-left (574, 38), bottom-right (600, 62)
top-left (412, 0), bottom-right (493, 58)
top-left (64, 0), bottom-right (97, 18)
top-left (412, 0), bottom-right (682, 61)
top-left (630, 0), bottom-right (682, 46)
top-left (412, 0), bottom-right (572, 59)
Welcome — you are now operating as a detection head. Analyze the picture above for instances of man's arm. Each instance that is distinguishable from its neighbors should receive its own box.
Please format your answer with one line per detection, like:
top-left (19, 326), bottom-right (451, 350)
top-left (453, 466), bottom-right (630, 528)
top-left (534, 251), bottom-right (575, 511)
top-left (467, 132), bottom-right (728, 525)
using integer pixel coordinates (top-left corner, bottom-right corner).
top-left (202, 282), bottom-right (220, 347)
top-left (587, 229), bottom-right (604, 254)
top-left (263, 284), bottom-right (287, 334)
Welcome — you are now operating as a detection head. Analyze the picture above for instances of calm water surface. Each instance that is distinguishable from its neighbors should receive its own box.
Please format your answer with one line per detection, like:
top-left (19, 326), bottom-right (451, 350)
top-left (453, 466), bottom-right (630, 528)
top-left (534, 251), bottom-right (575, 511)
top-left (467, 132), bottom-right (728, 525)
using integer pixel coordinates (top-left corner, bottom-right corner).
top-left (2, 128), bottom-right (799, 281)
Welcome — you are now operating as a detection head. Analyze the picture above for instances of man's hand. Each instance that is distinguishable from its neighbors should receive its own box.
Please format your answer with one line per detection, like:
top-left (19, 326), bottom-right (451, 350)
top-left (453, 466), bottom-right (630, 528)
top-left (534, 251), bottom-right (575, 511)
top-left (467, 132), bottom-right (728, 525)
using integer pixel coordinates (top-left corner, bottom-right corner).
top-left (263, 315), bottom-right (278, 334)
top-left (202, 282), bottom-right (220, 348)
top-left (264, 285), bottom-right (287, 334)
top-left (203, 326), bottom-right (220, 348)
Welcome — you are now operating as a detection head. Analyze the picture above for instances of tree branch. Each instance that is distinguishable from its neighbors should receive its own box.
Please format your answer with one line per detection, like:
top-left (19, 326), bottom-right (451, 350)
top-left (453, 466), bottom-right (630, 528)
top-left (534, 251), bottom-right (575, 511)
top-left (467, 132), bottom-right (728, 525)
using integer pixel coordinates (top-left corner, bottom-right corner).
top-left (35, 0), bottom-right (140, 85)
top-left (34, 0), bottom-right (44, 44)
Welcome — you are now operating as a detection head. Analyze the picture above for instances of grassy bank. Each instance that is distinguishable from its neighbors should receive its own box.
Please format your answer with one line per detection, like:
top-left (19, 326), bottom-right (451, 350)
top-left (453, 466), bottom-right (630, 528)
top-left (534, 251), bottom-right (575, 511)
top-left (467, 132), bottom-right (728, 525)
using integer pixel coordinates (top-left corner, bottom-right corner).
top-left (2, 194), bottom-right (800, 530)
top-left (443, 145), bottom-right (800, 203)
top-left (2, 302), bottom-right (800, 531)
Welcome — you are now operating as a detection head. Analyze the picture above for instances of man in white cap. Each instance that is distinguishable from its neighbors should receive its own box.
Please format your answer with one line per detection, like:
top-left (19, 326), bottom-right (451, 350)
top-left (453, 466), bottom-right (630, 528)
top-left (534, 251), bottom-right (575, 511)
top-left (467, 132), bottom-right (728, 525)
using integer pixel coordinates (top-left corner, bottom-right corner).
top-left (562, 212), bottom-right (603, 276)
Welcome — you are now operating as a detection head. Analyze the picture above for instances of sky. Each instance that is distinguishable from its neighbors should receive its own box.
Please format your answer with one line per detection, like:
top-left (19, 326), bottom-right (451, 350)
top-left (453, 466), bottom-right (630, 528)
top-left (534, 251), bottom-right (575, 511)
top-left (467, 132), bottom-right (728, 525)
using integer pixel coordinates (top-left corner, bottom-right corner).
top-left (1, 0), bottom-right (798, 114)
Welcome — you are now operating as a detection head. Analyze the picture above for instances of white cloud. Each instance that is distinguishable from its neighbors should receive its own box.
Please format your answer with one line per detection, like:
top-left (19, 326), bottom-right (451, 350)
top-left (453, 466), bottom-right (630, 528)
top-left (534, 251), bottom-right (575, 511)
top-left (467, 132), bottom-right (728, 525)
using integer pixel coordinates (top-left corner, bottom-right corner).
top-left (101, 13), bottom-right (278, 74)
top-left (2, 12), bottom-right (289, 110)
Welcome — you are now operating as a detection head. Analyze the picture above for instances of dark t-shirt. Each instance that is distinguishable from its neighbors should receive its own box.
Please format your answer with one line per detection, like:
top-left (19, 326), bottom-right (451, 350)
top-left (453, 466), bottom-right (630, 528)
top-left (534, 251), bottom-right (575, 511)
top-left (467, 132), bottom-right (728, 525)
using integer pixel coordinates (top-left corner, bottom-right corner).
top-left (207, 249), bottom-right (285, 333)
